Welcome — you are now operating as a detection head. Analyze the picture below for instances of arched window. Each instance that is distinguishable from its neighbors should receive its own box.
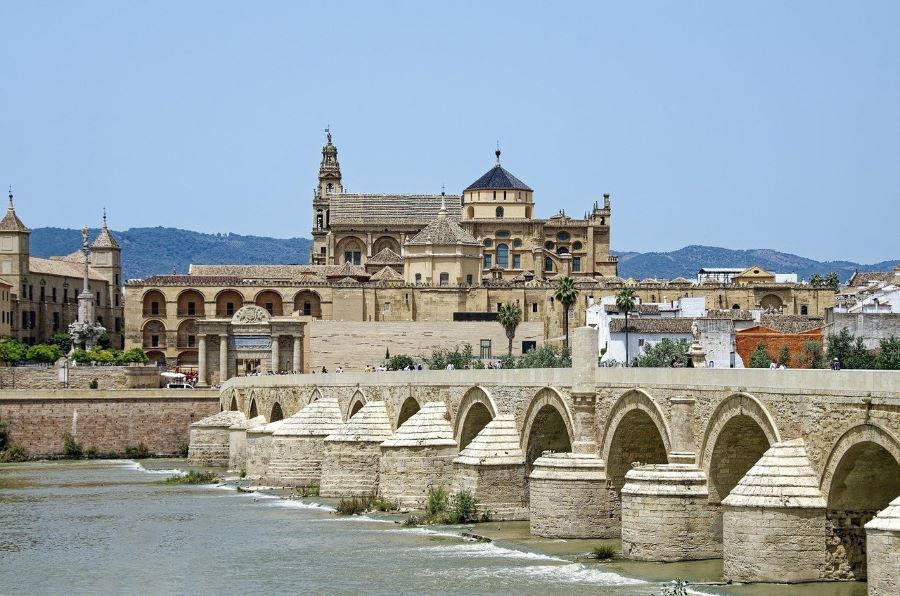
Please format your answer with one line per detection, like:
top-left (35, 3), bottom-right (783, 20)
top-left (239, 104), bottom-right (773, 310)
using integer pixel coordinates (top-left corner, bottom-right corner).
top-left (800, 305), bottom-right (808, 315)
top-left (544, 241), bottom-right (554, 250)
top-left (483, 238), bottom-right (493, 247)
top-left (316, 210), bottom-right (323, 229)
top-left (496, 244), bottom-right (509, 268)
top-left (326, 183), bottom-right (333, 194)
top-left (495, 206), bottom-right (504, 219)
top-left (544, 257), bottom-right (553, 272)
top-left (556, 247), bottom-right (569, 255)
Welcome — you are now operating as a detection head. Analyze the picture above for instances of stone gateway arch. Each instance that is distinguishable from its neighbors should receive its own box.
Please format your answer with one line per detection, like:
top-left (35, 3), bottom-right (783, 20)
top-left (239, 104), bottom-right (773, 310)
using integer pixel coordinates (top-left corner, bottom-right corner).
top-left (188, 326), bottom-right (900, 590)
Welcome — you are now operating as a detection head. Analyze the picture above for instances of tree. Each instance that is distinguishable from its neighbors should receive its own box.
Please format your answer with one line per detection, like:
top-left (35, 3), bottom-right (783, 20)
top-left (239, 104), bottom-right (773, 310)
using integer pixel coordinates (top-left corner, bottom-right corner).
top-left (635, 338), bottom-right (690, 367)
top-left (497, 302), bottom-right (522, 356)
top-left (874, 336), bottom-right (900, 370)
top-left (796, 340), bottom-right (826, 369)
top-left (25, 344), bottom-right (63, 363)
top-left (748, 343), bottom-right (772, 368)
top-left (615, 287), bottom-right (637, 366)
top-left (777, 344), bottom-right (791, 367)
top-left (824, 272), bottom-right (841, 292)
top-left (826, 329), bottom-right (874, 369)
top-left (554, 277), bottom-right (578, 349)
top-left (387, 354), bottom-right (414, 370)
top-left (49, 333), bottom-right (72, 353)
top-left (809, 273), bottom-right (823, 287)
top-left (0, 339), bottom-right (27, 363)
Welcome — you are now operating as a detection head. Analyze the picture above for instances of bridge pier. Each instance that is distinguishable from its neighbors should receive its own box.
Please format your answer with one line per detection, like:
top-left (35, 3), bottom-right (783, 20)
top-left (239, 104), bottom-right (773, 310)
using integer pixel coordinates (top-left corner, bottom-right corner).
top-left (621, 395), bottom-right (720, 560)
top-left (452, 415), bottom-right (528, 520)
top-left (228, 415), bottom-right (264, 472)
top-left (267, 398), bottom-right (343, 488)
top-left (722, 439), bottom-right (827, 583)
top-left (320, 401), bottom-right (392, 497)
top-left (245, 419), bottom-right (286, 481)
top-left (379, 402), bottom-right (458, 509)
top-left (187, 411), bottom-right (247, 466)
top-left (866, 496), bottom-right (900, 596)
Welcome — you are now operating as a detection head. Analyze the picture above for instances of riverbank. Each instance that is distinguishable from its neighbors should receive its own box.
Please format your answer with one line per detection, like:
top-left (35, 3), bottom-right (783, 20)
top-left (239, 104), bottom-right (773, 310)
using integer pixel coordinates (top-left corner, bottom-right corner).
top-left (0, 459), bottom-right (868, 596)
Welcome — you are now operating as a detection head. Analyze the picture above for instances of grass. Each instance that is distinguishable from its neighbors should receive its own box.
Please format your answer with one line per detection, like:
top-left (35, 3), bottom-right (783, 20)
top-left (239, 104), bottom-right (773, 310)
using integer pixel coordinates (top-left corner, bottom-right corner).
top-left (589, 544), bottom-right (616, 560)
top-left (0, 444), bottom-right (27, 462)
top-left (125, 443), bottom-right (150, 458)
top-left (334, 493), bottom-right (398, 515)
top-left (297, 484), bottom-right (319, 497)
top-left (157, 470), bottom-right (219, 485)
top-left (403, 488), bottom-right (488, 526)
top-left (62, 433), bottom-right (83, 458)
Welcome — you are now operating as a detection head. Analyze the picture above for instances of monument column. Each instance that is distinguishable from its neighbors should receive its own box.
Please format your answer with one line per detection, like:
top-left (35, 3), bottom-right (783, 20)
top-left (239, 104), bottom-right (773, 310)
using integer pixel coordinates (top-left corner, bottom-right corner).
top-left (668, 396), bottom-right (697, 463)
top-left (196, 334), bottom-right (207, 387)
top-left (270, 335), bottom-right (280, 373)
top-left (571, 325), bottom-right (598, 451)
top-left (292, 335), bottom-right (302, 373)
top-left (219, 334), bottom-right (229, 383)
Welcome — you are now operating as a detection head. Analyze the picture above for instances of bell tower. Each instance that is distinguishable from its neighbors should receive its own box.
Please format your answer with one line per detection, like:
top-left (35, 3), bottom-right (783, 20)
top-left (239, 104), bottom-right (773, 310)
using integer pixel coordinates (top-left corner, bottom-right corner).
top-left (0, 188), bottom-right (31, 281)
top-left (311, 128), bottom-right (342, 265)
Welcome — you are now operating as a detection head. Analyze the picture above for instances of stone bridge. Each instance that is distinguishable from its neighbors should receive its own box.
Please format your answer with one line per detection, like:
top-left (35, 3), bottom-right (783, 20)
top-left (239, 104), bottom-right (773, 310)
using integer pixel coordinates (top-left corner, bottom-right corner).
top-left (192, 327), bottom-right (900, 592)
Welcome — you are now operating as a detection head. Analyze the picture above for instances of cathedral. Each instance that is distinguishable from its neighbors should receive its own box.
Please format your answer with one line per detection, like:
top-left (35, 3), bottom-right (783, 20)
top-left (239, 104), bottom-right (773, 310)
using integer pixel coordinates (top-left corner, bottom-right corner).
top-left (123, 133), bottom-right (832, 382)
top-left (310, 131), bottom-right (618, 283)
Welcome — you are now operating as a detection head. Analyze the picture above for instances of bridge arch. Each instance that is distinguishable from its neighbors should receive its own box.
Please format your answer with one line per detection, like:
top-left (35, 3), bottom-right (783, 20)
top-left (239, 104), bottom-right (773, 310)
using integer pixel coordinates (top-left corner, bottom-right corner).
top-left (227, 389), bottom-right (238, 412)
top-left (396, 396), bottom-right (421, 429)
top-left (270, 402), bottom-right (284, 423)
top-left (700, 392), bottom-right (781, 504)
top-left (454, 386), bottom-right (498, 450)
top-left (347, 390), bottom-right (366, 420)
top-left (820, 423), bottom-right (900, 580)
top-left (248, 393), bottom-right (259, 419)
top-left (601, 389), bottom-right (671, 517)
top-left (521, 387), bottom-right (574, 470)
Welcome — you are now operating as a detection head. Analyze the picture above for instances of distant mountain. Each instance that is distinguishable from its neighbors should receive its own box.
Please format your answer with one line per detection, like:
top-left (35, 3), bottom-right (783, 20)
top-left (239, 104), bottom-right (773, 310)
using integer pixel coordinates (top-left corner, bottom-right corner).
top-left (614, 245), bottom-right (899, 283)
top-left (30, 227), bottom-right (312, 280)
top-left (29, 227), bottom-right (895, 284)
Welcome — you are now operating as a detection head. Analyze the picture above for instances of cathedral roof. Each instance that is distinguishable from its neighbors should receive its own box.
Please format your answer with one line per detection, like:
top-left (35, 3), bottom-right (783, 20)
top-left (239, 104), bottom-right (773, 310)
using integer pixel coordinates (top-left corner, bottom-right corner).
top-left (367, 247), bottom-right (404, 266)
top-left (326, 261), bottom-right (370, 279)
top-left (0, 192), bottom-right (28, 233)
top-left (329, 193), bottom-right (461, 225)
top-left (465, 151), bottom-right (532, 191)
top-left (406, 197), bottom-right (479, 246)
top-left (29, 257), bottom-right (107, 281)
top-left (369, 266), bottom-right (404, 282)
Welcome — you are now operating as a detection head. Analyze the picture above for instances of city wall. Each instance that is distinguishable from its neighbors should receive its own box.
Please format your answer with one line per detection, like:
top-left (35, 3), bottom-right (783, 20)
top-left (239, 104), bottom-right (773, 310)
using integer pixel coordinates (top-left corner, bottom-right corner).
top-left (0, 389), bottom-right (219, 456)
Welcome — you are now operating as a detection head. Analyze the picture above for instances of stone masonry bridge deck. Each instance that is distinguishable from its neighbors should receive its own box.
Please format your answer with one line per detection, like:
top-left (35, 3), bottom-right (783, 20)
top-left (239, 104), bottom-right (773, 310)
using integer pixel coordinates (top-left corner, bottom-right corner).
top-left (196, 327), bottom-right (900, 590)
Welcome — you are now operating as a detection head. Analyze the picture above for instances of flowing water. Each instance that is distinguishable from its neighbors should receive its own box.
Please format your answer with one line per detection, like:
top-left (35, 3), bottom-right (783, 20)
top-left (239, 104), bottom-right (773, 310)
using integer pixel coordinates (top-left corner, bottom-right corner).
top-left (0, 460), bottom-right (867, 596)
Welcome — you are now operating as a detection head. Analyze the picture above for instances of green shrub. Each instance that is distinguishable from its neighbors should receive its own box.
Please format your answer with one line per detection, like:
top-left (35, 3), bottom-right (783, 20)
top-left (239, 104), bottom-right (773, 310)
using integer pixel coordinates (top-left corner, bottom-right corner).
top-left (0, 420), bottom-right (8, 451)
top-left (446, 489), bottom-right (479, 524)
top-left (178, 443), bottom-right (189, 458)
top-left (748, 343), bottom-right (772, 368)
top-left (0, 339), bottom-right (27, 363)
top-left (426, 486), bottom-right (448, 516)
top-left (158, 470), bottom-right (218, 484)
top-left (297, 484), bottom-right (319, 497)
top-left (336, 496), bottom-right (369, 515)
top-left (49, 333), bottom-right (72, 353)
top-left (63, 433), bottom-right (83, 457)
top-left (85, 446), bottom-right (99, 459)
top-left (590, 544), bottom-right (616, 560)
top-left (125, 443), bottom-right (150, 458)
top-left (0, 444), bottom-right (27, 462)
top-left (635, 338), bottom-right (690, 368)
top-left (387, 354), bottom-right (414, 370)
top-left (657, 578), bottom-right (688, 596)
top-left (117, 347), bottom-right (150, 365)
top-left (402, 515), bottom-right (420, 527)
top-left (372, 496), bottom-right (397, 512)
top-left (26, 343), bottom-right (63, 363)
top-left (88, 378), bottom-right (99, 389)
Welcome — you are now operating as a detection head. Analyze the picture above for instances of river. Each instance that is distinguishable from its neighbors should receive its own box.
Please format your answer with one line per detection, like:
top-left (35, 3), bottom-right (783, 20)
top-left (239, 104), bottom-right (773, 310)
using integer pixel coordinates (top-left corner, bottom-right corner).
top-left (0, 460), bottom-right (867, 596)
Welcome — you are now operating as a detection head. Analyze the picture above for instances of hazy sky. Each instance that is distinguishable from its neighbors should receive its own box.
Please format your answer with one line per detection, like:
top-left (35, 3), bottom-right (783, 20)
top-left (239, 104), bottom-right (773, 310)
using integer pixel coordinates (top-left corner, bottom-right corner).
top-left (1, 2), bottom-right (897, 263)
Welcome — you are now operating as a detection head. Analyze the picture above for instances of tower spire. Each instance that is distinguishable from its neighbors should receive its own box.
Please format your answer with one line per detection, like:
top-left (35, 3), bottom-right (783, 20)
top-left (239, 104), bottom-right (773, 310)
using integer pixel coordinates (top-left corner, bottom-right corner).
top-left (8, 186), bottom-right (13, 210)
top-left (495, 141), bottom-right (501, 166)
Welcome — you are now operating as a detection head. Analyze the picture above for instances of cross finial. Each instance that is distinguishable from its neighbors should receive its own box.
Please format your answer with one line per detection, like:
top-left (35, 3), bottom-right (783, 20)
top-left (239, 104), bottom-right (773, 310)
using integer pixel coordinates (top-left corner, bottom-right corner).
top-left (495, 141), bottom-right (501, 166)
top-left (102, 207), bottom-right (107, 227)
top-left (7, 185), bottom-right (12, 208)
top-left (441, 183), bottom-right (445, 196)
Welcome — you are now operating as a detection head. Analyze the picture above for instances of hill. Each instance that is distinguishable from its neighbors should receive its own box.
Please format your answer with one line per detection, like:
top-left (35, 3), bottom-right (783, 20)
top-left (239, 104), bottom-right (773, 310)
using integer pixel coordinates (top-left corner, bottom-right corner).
top-left (30, 227), bottom-right (312, 280)
top-left (28, 227), bottom-right (896, 284)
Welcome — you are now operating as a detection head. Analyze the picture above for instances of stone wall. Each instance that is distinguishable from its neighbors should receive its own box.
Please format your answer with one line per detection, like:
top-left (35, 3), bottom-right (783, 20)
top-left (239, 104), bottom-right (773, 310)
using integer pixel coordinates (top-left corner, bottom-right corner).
top-left (867, 528), bottom-right (900, 596)
top-left (0, 390), bottom-right (218, 457)
top-left (267, 435), bottom-right (326, 488)
top-left (379, 445), bottom-right (457, 508)
top-left (320, 441), bottom-right (382, 497)
top-left (827, 311), bottom-right (900, 349)
top-left (307, 320), bottom-right (544, 372)
top-left (723, 507), bottom-right (826, 583)
top-left (452, 464), bottom-right (528, 521)
top-left (0, 365), bottom-right (132, 391)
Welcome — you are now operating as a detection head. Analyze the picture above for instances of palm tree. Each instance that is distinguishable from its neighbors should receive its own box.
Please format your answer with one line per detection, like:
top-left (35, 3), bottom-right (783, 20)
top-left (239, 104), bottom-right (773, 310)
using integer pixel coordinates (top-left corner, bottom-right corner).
top-left (497, 302), bottom-right (523, 356)
top-left (616, 287), bottom-right (636, 366)
top-left (554, 276), bottom-right (578, 348)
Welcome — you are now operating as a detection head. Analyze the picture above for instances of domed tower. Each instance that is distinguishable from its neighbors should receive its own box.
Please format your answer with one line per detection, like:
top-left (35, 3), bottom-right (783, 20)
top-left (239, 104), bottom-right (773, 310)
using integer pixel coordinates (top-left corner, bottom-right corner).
top-left (461, 149), bottom-right (533, 221)
top-left (0, 188), bottom-right (30, 281)
top-left (311, 129), bottom-right (342, 265)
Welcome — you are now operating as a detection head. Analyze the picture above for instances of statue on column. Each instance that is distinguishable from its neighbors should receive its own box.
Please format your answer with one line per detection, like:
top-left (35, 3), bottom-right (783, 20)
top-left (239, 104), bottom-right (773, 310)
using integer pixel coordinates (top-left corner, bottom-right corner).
top-left (68, 226), bottom-right (106, 352)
